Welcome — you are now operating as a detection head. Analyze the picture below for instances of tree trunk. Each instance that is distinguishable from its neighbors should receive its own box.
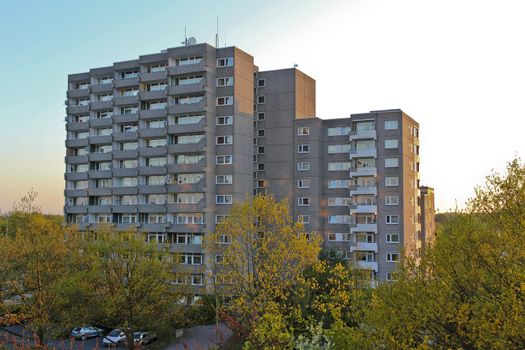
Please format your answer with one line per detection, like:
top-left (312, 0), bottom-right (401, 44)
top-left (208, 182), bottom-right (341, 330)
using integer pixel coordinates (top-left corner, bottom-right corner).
top-left (126, 329), bottom-right (135, 350)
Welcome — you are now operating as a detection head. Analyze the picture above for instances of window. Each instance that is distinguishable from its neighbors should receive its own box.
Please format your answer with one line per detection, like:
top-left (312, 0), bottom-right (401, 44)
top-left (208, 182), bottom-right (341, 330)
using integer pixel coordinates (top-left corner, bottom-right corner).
top-left (142, 100), bottom-right (166, 110)
top-left (147, 233), bottom-right (167, 243)
top-left (216, 175), bottom-right (233, 184)
top-left (216, 155), bottom-right (233, 164)
top-left (297, 215), bottom-right (310, 224)
top-left (217, 96), bottom-right (233, 106)
top-left (298, 144), bottom-right (310, 153)
top-left (386, 215), bottom-right (400, 224)
top-left (257, 112), bottom-right (265, 120)
top-left (116, 177), bottom-right (138, 187)
top-left (216, 195), bottom-right (233, 204)
top-left (172, 193), bottom-right (204, 204)
top-left (177, 56), bottom-right (203, 66)
top-left (148, 214), bottom-right (166, 224)
top-left (121, 70), bottom-right (139, 79)
top-left (174, 154), bottom-right (204, 164)
top-left (298, 179), bottom-right (310, 189)
top-left (175, 95), bottom-right (203, 105)
top-left (174, 173), bottom-right (203, 184)
top-left (148, 119), bottom-right (165, 129)
top-left (215, 254), bottom-right (224, 264)
top-left (328, 215), bottom-right (352, 224)
top-left (328, 233), bottom-right (352, 242)
top-left (386, 272), bottom-right (398, 281)
top-left (173, 75), bottom-right (203, 86)
top-left (147, 82), bottom-right (167, 91)
top-left (216, 116), bottom-right (233, 125)
top-left (257, 129), bottom-right (265, 137)
top-left (327, 144), bottom-right (351, 154)
top-left (146, 157), bottom-right (167, 167)
top-left (385, 139), bottom-right (399, 149)
top-left (298, 197), bottom-right (310, 206)
top-left (120, 159), bottom-right (138, 168)
top-left (328, 162), bottom-right (352, 171)
top-left (216, 136), bottom-right (233, 145)
top-left (217, 77), bottom-right (233, 86)
top-left (354, 121), bottom-right (375, 131)
top-left (176, 214), bottom-right (204, 225)
top-left (257, 96), bottom-right (265, 104)
top-left (327, 127), bottom-right (350, 136)
top-left (385, 158), bottom-right (399, 168)
top-left (147, 176), bottom-right (165, 185)
top-left (120, 88), bottom-right (139, 96)
top-left (96, 214), bottom-right (112, 223)
top-left (257, 79), bottom-right (266, 87)
top-left (147, 64), bottom-right (166, 73)
top-left (217, 57), bottom-right (233, 67)
top-left (147, 139), bottom-right (167, 148)
top-left (328, 179), bottom-right (349, 189)
top-left (257, 146), bottom-right (265, 154)
top-left (121, 142), bottom-right (138, 151)
top-left (385, 195), bottom-right (400, 205)
top-left (386, 233), bottom-right (400, 243)
top-left (121, 105), bottom-right (138, 115)
top-left (298, 127), bottom-right (310, 136)
top-left (215, 215), bottom-right (229, 224)
top-left (175, 233), bottom-right (202, 245)
top-left (179, 253), bottom-right (203, 265)
top-left (385, 177), bottom-right (399, 187)
top-left (121, 124), bottom-right (138, 133)
top-left (328, 197), bottom-right (351, 206)
top-left (172, 115), bottom-right (205, 125)
top-left (385, 120), bottom-right (399, 130)
top-left (297, 162), bottom-right (310, 171)
top-left (257, 163), bottom-right (265, 171)
top-left (97, 110), bottom-right (112, 119)
top-left (98, 76), bottom-right (113, 84)
top-left (386, 253), bottom-right (400, 262)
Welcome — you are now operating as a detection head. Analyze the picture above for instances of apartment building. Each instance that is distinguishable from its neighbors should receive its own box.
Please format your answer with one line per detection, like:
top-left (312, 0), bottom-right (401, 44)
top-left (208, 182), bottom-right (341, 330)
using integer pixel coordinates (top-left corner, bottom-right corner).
top-left (64, 41), bottom-right (435, 295)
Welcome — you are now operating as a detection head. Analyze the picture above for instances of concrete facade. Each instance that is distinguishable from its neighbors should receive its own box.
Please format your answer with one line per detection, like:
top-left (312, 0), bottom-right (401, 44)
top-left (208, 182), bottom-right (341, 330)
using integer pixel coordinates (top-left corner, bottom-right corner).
top-left (64, 41), bottom-right (435, 294)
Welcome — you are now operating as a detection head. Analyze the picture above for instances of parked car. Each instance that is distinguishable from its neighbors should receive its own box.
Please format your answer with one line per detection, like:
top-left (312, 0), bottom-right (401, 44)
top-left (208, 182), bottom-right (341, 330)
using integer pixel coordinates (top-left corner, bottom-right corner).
top-left (103, 329), bottom-right (126, 347)
top-left (71, 326), bottom-right (104, 340)
top-left (132, 332), bottom-right (157, 346)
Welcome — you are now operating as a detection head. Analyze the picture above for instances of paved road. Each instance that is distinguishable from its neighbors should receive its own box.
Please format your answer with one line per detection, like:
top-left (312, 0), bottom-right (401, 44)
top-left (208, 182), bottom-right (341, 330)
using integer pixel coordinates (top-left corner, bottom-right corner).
top-left (164, 324), bottom-right (233, 350)
top-left (0, 325), bottom-right (104, 349)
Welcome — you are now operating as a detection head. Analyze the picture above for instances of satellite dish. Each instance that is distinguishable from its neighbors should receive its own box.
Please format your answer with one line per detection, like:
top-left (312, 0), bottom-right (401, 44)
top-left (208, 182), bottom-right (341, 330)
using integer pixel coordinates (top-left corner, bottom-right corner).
top-left (187, 37), bottom-right (197, 45)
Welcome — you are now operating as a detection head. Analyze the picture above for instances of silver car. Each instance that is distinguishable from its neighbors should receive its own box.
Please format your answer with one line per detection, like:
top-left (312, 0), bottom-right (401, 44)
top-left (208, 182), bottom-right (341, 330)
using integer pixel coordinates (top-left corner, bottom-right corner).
top-left (70, 326), bottom-right (103, 340)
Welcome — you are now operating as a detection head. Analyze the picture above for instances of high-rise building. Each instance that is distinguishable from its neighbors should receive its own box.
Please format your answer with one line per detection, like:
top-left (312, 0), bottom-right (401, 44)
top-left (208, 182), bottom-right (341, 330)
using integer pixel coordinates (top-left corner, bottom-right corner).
top-left (64, 41), bottom-right (434, 296)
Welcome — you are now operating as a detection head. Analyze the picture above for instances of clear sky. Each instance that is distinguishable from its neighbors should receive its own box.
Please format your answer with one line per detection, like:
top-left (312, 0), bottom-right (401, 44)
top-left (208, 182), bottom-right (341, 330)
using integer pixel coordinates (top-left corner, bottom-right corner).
top-left (1, 0), bottom-right (524, 214)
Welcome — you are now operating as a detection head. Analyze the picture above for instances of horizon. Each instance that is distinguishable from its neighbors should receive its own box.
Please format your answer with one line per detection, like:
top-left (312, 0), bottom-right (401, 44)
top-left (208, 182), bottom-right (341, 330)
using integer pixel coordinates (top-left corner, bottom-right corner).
top-left (1, 0), bottom-right (524, 214)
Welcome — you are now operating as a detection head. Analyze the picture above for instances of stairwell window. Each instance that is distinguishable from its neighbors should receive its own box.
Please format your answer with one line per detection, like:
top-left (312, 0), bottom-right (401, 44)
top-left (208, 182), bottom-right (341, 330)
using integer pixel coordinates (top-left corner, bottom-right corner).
top-left (385, 177), bottom-right (399, 187)
top-left (386, 215), bottom-right (400, 224)
top-left (386, 233), bottom-right (400, 243)
top-left (384, 120), bottom-right (399, 130)
top-left (217, 77), bottom-right (233, 87)
top-left (217, 96), bottom-right (233, 106)
top-left (216, 116), bottom-right (233, 125)
top-left (298, 144), bottom-right (310, 153)
top-left (216, 195), bottom-right (233, 205)
top-left (298, 162), bottom-right (310, 171)
top-left (257, 112), bottom-right (265, 120)
top-left (298, 197), bottom-right (310, 206)
top-left (257, 96), bottom-right (266, 104)
top-left (216, 135), bottom-right (233, 145)
top-left (297, 179), bottom-right (310, 189)
top-left (298, 215), bottom-right (310, 224)
top-left (386, 272), bottom-right (398, 281)
top-left (216, 155), bottom-right (233, 164)
top-left (385, 158), bottom-right (399, 168)
top-left (216, 175), bottom-right (233, 184)
top-left (217, 57), bottom-right (233, 67)
top-left (298, 127), bottom-right (310, 136)
top-left (385, 139), bottom-right (399, 149)
top-left (385, 195), bottom-right (400, 205)
top-left (386, 253), bottom-right (400, 263)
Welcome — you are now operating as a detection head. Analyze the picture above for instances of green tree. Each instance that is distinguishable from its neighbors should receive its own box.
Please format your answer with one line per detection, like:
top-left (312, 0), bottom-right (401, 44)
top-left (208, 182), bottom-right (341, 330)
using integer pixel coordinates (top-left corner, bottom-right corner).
top-left (85, 229), bottom-right (184, 350)
top-left (206, 195), bottom-right (322, 348)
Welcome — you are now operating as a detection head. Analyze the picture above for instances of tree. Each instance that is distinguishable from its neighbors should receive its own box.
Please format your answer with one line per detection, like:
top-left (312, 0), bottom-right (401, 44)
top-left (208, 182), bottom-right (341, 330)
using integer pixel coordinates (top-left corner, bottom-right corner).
top-left (351, 158), bottom-right (525, 349)
top-left (85, 228), bottom-right (184, 350)
top-left (206, 195), bottom-right (323, 347)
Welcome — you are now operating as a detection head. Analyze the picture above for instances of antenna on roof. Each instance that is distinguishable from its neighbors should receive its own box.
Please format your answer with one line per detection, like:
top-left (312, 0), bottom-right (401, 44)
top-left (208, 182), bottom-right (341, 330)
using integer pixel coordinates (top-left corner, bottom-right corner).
top-left (181, 26), bottom-right (187, 46)
top-left (215, 16), bottom-right (219, 48)
top-left (294, 62), bottom-right (299, 68)
top-left (224, 32), bottom-right (226, 47)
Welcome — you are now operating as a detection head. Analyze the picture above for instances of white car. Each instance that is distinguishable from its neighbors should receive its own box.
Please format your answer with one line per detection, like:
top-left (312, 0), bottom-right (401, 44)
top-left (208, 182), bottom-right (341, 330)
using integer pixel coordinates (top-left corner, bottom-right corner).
top-left (103, 329), bottom-right (126, 347)
top-left (70, 326), bottom-right (103, 340)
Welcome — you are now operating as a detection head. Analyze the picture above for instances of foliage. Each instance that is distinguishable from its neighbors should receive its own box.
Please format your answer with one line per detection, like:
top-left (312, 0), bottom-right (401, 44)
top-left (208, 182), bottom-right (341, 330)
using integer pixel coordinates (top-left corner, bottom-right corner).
top-left (206, 194), bottom-right (323, 347)
top-left (352, 158), bottom-right (525, 349)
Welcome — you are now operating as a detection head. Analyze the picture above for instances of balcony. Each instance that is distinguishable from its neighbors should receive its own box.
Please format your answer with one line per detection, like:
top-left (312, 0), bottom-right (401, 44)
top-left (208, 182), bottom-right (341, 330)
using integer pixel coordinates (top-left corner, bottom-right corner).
top-left (349, 129), bottom-right (377, 141)
top-left (88, 205), bottom-right (112, 214)
top-left (166, 200), bottom-right (205, 213)
top-left (349, 167), bottom-right (377, 178)
top-left (65, 155), bottom-right (88, 164)
top-left (349, 186), bottom-right (377, 196)
top-left (64, 205), bottom-right (88, 214)
top-left (138, 185), bottom-right (166, 194)
top-left (166, 223), bottom-right (205, 233)
top-left (66, 122), bottom-right (89, 131)
top-left (137, 204), bottom-right (167, 213)
top-left (138, 128), bottom-right (167, 138)
top-left (90, 100), bottom-right (113, 111)
top-left (88, 188), bottom-right (112, 196)
top-left (167, 118), bottom-right (206, 134)
top-left (169, 243), bottom-right (203, 254)
top-left (89, 135), bottom-right (113, 144)
top-left (114, 95), bottom-right (139, 106)
top-left (167, 159), bottom-right (206, 173)
top-left (138, 146), bottom-right (167, 157)
top-left (113, 168), bottom-right (138, 177)
top-left (356, 261), bottom-right (378, 271)
top-left (140, 223), bottom-right (170, 231)
top-left (140, 90), bottom-right (167, 100)
top-left (138, 166), bottom-right (167, 176)
top-left (65, 172), bottom-right (88, 181)
top-left (167, 139), bottom-right (206, 154)
top-left (350, 205), bottom-right (378, 215)
top-left (168, 61), bottom-right (207, 76)
top-left (113, 131), bottom-right (138, 142)
top-left (89, 152), bottom-right (112, 162)
top-left (112, 187), bottom-right (138, 196)
top-left (113, 115), bottom-right (138, 126)
top-left (64, 189), bottom-right (87, 197)
top-left (91, 83), bottom-right (113, 94)
top-left (113, 150), bottom-right (139, 159)
top-left (114, 77), bottom-right (139, 88)
top-left (111, 205), bottom-right (138, 213)
top-left (67, 105), bottom-right (89, 115)
top-left (90, 118), bottom-right (113, 128)
top-left (67, 89), bottom-right (90, 99)
top-left (351, 242), bottom-right (378, 253)
top-left (65, 138), bottom-right (88, 148)
top-left (88, 170), bottom-right (112, 179)
top-left (168, 83), bottom-right (208, 96)
top-left (350, 224), bottom-right (378, 234)
top-left (140, 70), bottom-right (168, 82)
top-left (167, 179), bottom-right (206, 193)
top-left (140, 109), bottom-right (167, 119)
top-left (349, 148), bottom-right (377, 158)
top-left (168, 100), bottom-right (207, 115)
